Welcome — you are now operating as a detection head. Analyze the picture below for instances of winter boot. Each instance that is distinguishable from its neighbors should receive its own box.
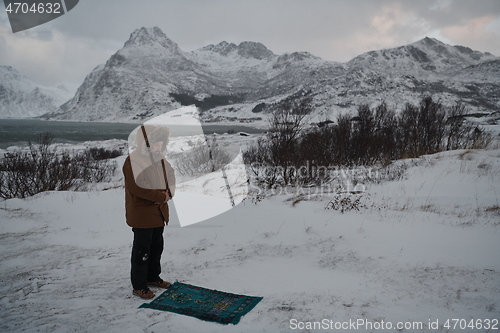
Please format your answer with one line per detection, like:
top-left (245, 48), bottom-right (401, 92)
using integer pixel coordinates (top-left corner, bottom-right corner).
top-left (133, 288), bottom-right (155, 299)
top-left (148, 279), bottom-right (171, 289)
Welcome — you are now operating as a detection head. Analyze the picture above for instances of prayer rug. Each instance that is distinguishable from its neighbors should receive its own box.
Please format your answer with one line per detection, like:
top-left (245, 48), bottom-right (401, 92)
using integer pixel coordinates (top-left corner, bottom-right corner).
top-left (139, 282), bottom-right (263, 325)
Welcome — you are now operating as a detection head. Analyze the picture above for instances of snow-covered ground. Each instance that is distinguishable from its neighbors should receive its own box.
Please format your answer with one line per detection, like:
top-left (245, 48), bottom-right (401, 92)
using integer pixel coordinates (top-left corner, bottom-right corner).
top-left (1, 134), bottom-right (499, 332)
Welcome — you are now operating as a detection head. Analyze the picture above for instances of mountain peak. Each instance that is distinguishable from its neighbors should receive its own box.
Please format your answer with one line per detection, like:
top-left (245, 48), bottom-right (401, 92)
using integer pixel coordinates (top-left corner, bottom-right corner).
top-left (411, 36), bottom-right (495, 63)
top-left (236, 41), bottom-right (274, 59)
top-left (409, 36), bottom-right (448, 54)
top-left (123, 26), bottom-right (180, 54)
top-left (1, 65), bottom-right (25, 78)
top-left (0, 65), bottom-right (31, 91)
top-left (197, 40), bottom-right (274, 60)
top-left (419, 36), bottom-right (444, 46)
top-left (129, 26), bottom-right (167, 41)
top-left (0, 65), bottom-right (72, 118)
top-left (348, 36), bottom-right (498, 76)
top-left (200, 41), bottom-right (238, 56)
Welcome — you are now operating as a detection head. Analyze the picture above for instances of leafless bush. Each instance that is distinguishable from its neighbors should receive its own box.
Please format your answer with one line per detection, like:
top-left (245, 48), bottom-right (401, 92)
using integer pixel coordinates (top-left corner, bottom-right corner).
top-left (173, 136), bottom-right (232, 176)
top-left (244, 96), bottom-right (492, 193)
top-left (242, 188), bottom-right (266, 204)
top-left (86, 147), bottom-right (123, 160)
top-left (367, 162), bottom-right (409, 184)
top-left (0, 132), bottom-right (117, 199)
top-left (446, 102), bottom-right (472, 150)
top-left (243, 96), bottom-right (312, 187)
top-left (467, 127), bottom-right (492, 149)
top-left (325, 192), bottom-right (367, 213)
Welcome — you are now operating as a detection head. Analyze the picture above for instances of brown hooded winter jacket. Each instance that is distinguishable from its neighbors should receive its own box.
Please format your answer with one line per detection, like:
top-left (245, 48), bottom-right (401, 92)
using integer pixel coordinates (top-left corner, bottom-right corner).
top-left (123, 126), bottom-right (176, 229)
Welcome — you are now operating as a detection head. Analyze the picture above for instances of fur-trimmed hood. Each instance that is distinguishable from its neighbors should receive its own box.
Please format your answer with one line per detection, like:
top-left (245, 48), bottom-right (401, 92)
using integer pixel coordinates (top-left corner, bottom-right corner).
top-left (134, 125), bottom-right (171, 156)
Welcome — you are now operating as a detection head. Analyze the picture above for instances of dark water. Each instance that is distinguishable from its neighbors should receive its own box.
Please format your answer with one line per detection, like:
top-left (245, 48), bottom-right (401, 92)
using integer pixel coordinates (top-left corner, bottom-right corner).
top-left (0, 119), bottom-right (265, 149)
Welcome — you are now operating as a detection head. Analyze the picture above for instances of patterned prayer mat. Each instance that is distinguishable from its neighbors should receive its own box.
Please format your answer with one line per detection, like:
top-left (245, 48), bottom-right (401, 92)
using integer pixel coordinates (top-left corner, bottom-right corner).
top-left (139, 282), bottom-right (263, 325)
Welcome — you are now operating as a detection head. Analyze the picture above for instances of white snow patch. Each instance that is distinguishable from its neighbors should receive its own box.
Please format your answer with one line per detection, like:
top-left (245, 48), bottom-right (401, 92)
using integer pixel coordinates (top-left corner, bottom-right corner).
top-left (1, 144), bottom-right (499, 332)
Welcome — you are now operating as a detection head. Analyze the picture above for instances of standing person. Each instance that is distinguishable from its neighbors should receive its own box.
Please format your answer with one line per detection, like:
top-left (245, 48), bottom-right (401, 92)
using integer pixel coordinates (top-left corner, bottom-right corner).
top-left (122, 125), bottom-right (176, 299)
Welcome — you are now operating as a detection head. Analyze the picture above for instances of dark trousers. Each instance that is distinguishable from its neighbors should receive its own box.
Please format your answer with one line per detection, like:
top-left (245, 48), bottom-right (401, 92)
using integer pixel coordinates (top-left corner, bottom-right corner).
top-left (131, 227), bottom-right (164, 291)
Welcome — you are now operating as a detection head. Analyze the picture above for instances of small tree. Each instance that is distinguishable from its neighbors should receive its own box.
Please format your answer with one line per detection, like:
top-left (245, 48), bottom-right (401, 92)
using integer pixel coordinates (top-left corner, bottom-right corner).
top-left (333, 113), bottom-right (353, 166)
top-left (351, 104), bottom-right (375, 164)
top-left (243, 96), bottom-right (312, 187)
top-left (445, 102), bottom-right (471, 150)
top-left (173, 136), bottom-right (232, 176)
top-left (373, 102), bottom-right (397, 163)
top-left (416, 96), bottom-right (446, 155)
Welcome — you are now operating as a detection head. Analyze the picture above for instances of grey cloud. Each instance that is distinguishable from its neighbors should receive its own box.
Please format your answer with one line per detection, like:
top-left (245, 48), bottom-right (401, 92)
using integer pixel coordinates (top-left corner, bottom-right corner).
top-left (402, 0), bottom-right (500, 27)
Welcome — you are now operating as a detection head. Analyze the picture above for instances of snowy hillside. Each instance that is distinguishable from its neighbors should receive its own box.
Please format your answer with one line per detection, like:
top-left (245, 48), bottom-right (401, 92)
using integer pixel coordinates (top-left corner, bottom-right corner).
top-left (47, 27), bottom-right (343, 123)
top-left (0, 66), bottom-right (72, 118)
top-left (45, 26), bottom-right (500, 124)
top-left (347, 37), bottom-right (497, 77)
top-left (0, 134), bottom-right (499, 332)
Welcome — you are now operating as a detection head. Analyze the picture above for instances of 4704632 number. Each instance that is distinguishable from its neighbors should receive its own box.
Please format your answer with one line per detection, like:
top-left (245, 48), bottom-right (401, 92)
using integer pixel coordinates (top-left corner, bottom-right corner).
top-left (444, 319), bottom-right (498, 330)
top-left (5, 2), bottom-right (61, 14)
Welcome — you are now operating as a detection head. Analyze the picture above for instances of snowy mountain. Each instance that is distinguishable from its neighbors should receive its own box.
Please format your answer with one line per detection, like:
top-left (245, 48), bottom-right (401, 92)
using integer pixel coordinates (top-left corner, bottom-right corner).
top-left (44, 27), bottom-right (500, 123)
top-left (348, 37), bottom-right (497, 77)
top-left (312, 37), bottom-right (500, 119)
top-left (42, 27), bottom-right (344, 122)
top-left (0, 66), bottom-right (72, 118)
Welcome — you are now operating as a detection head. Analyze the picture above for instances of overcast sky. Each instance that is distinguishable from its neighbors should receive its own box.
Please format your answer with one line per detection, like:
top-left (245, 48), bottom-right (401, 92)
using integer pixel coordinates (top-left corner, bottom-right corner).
top-left (1, 0), bottom-right (499, 92)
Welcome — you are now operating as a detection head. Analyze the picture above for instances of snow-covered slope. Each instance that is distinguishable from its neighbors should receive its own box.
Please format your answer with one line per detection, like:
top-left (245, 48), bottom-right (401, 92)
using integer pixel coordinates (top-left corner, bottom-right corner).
top-left (48, 27), bottom-right (343, 122)
top-left (0, 139), bottom-right (499, 332)
top-left (49, 27), bottom-right (208, 122)
top-left (348, 37), bottom-right (497, 77)
top-left (45, 27), bottom-right (500, 123)
top-left (0, 66), bottom-right (72, 118)
top-left (187, 41), bottom-right (276, 95)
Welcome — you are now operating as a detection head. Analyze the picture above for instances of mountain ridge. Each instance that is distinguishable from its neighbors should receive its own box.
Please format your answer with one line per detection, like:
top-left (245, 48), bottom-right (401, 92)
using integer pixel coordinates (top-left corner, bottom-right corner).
top-left (3, 27), bottom-right (498, 123)
top-left (0, 66), bottom-right (73, 118)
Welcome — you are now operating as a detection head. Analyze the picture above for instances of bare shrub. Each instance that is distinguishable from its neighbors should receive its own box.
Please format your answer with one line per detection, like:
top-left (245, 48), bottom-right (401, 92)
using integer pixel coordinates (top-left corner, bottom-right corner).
top-left (243, 96), bottom-right (312, 187)
top-left (446, 102), bottom-right (473, 150)
top-left (325, 192), bottom-right (367, 213)
top-left (397, 96), bottom-right (446, 158)
top-left (467, 127), bottom-right (493, 149)
top-left (0, 132), bottom-right (117, 199)
top-left (87, 147), bottom-right (123, 160)
top-left (244, 96), bottom-right (492, 194)
top-left (174, 136), bottom-right (232, 176)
